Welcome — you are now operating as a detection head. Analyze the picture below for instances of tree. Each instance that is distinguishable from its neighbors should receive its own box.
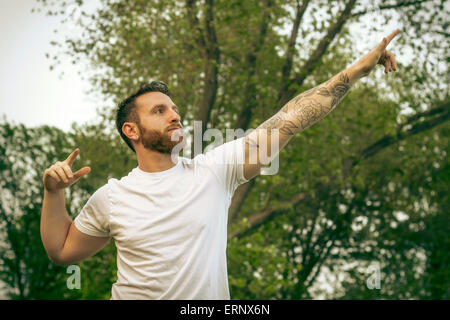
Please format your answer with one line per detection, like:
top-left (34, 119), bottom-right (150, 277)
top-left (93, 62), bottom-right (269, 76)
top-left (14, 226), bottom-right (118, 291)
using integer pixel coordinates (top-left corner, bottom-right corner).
top-left (0, 119), bottom-right (82, 299)
top-left (29, 0), bottom-right (449, 299)
top-left (0, 115), bottom-right (130, 299)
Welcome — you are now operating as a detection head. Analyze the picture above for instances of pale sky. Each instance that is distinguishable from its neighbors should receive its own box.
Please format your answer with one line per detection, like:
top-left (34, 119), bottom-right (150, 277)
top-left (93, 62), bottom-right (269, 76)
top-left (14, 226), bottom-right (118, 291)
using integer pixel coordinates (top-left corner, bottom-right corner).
top-left (0, 0), bottom-right (105, 132)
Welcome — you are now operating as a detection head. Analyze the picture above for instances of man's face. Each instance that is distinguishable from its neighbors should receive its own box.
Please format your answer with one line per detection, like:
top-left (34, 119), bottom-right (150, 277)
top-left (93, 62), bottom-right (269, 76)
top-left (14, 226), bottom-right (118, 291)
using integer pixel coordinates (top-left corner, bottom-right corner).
top-left (134, 91), bottom-right (185, 154)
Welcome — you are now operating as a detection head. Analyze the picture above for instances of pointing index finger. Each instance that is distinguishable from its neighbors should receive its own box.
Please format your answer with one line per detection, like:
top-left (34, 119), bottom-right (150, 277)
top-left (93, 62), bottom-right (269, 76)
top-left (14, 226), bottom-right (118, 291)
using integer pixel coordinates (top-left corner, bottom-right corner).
top-left (65, 148), bottom-right (80, 167)
top-left (384, 29), bottom-right (400, 48)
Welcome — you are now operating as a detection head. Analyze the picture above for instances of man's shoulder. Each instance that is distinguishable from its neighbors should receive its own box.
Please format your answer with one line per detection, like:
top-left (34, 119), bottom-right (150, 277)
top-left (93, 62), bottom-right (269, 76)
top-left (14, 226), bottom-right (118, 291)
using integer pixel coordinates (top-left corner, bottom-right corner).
top-left (179, 154), bottom-right (207, 168)
top-left (90, 183), bottom-right (110, 200)
top-left (105, 167), bottom-right (138, 185)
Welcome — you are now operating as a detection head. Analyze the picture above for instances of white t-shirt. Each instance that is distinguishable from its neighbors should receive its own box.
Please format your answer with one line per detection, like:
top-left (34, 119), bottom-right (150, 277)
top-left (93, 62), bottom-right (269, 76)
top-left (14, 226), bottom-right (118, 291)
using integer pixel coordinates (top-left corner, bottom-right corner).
top-left (73, 137), bottom-right (248, 299)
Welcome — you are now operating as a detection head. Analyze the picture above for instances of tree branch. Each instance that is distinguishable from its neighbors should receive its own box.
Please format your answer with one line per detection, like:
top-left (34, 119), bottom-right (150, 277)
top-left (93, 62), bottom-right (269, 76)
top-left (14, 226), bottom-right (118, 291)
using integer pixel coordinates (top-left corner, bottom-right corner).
top-left (277, 0), bottom-right (311, 112)
top-left (351, 0), bottom-right (430, 17)
top-left (228, 189), bottom-right (308, 239)
top-left (186, 0), bottom-right (221, 153)
top-left (304, 234), bottom-right (336, 289)
top-left (229, 179), bottom-right (256, 226)
top-left (302, 199), bottom-right (356, 291)
top-left (233, 0), bottom-right (274, 131)
top-left (185, 0), bottom-right (207, 52)
top-left (357, 102), bottom-right (450, 162)
top-left (228, 0), bottom-right (274, 222)
top-left (278, 0), bottom-right (358, 107)
top-left (196, 0), bottom-right (221, 134)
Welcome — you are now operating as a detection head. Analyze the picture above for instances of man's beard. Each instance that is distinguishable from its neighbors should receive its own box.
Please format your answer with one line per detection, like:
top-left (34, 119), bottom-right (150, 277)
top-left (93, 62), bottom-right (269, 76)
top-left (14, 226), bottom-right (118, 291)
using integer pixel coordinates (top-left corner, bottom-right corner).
top-left (138, 123), bottom-right (185, 154)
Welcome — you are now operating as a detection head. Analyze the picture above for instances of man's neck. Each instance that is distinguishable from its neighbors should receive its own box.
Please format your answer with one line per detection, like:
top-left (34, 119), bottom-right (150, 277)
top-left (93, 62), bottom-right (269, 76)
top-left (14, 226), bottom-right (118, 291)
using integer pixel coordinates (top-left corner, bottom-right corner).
top-left (136, 148), bottom-right (178, 173)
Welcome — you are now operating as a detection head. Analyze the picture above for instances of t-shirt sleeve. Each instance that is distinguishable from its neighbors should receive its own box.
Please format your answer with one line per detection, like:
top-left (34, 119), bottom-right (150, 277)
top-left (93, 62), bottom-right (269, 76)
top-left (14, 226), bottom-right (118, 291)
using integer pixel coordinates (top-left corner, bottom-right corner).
top-left (73, 184), bottom-right (110, 237)
top-left (202, 136), bottom-right (249, 195)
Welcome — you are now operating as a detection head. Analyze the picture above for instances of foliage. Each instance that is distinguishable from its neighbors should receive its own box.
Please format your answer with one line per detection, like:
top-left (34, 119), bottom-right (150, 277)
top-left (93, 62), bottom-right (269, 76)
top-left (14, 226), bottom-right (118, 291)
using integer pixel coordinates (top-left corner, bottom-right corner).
top-left (1, 0), bottom-right (445, 299)
top-left (0, 119), bottom-right (82, 299)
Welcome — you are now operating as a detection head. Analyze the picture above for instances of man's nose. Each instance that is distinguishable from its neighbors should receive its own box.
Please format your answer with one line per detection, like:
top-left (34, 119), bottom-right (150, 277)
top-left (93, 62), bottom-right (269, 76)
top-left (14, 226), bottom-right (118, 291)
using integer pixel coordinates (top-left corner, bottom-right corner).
top-left (168, 108), bottom-right (181, 123)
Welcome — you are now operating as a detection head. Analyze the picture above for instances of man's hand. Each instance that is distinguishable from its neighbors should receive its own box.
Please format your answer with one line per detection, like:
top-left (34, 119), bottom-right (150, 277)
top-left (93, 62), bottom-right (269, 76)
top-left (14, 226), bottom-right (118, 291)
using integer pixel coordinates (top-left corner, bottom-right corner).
top-left (43, 148), bottom-right (91, 193)
top-left (355, 29), bottom-right (400, 77)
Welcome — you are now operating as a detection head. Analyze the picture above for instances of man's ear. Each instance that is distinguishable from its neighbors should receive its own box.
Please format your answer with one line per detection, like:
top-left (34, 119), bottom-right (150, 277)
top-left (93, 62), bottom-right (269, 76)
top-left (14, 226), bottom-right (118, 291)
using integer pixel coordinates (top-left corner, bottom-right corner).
top-left (122, 122), bottom-right (139, 141)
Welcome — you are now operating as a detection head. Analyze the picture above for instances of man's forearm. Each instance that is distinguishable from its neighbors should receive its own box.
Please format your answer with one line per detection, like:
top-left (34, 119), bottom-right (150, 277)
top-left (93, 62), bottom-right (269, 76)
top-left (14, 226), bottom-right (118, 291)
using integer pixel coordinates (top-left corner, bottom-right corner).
top-left (243, 64), bottom-right (363, 179)
top-left (243, 63), bottom-right (364, 166)
top-left (259, 64), bottom-right (363, 137)
top-left (40, 189), bottom-right (73, 261)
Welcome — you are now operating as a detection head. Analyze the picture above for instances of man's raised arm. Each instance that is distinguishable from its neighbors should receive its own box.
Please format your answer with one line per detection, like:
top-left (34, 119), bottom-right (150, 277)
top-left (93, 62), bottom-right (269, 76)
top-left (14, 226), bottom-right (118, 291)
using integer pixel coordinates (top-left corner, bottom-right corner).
top-left (243, 29), bottom-right (400, 180)
top-left (41, 149), bottom-right (109, 266)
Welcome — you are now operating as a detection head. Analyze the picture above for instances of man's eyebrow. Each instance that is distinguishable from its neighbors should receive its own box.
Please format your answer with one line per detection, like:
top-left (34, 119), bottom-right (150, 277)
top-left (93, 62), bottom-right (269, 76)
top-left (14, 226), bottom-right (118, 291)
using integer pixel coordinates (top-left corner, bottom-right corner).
top-left (151, 103), bottom-right (179, 110)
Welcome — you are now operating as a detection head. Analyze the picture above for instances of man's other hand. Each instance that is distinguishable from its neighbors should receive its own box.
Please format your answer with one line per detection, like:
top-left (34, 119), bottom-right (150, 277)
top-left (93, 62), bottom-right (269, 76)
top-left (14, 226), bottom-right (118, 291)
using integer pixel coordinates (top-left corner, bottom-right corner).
top-left (43, 148), bottom-right (91, 193)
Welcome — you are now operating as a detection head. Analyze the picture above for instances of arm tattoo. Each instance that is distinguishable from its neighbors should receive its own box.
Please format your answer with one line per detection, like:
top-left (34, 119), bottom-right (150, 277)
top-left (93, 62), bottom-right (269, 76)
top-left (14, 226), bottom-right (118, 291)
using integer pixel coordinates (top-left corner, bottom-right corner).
top-left (259, 72), bottom-right (351, 136)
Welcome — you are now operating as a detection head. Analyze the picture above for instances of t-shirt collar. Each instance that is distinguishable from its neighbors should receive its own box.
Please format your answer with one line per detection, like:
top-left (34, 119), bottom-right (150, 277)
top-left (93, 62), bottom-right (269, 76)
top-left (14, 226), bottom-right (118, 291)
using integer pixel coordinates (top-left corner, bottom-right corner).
top-left (133, 157), bottom-right (182, 178)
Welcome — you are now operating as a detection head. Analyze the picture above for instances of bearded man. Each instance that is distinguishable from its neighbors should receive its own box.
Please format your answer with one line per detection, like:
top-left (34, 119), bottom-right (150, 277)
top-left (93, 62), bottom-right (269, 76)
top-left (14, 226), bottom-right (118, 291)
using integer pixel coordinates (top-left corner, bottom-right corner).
top-left (41, 30), bottom-right (400, 299)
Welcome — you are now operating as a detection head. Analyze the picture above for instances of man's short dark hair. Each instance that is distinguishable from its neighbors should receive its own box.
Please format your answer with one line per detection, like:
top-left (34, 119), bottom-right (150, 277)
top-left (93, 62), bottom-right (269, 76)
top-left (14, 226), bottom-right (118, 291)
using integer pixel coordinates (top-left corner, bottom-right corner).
top-left (116, 81), bottom-right (172, 153)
